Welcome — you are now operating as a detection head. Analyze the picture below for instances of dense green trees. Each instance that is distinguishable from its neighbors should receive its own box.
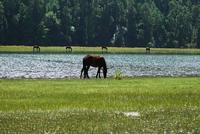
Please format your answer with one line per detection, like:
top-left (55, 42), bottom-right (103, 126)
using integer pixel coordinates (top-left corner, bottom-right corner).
top-left (0, 0), bottom-right (200, 48)
top-left (0, 1), bottom-right (7, 44)
top-left (197, 28), bottom-right (200, 48)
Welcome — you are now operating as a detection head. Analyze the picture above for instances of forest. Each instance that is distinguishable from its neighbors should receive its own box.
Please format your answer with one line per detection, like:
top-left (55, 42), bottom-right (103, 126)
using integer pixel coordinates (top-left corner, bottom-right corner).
top-left (0, 0), bottom-right (200, 48)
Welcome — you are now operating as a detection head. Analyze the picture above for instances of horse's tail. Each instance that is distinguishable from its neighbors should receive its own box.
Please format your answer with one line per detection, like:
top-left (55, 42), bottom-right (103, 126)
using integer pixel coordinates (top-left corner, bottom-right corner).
top-left (80, 56), bottom-right (87, 78)
top-left (101, 57), bottom-right (106, 67)
top-left (102, 57), bottom-right (107, 78)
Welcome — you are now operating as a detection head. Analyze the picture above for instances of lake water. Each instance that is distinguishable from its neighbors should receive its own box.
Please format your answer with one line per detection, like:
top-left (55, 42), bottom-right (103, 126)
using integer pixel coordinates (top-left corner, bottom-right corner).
top-left (1, 54), bottom-right (200, 78)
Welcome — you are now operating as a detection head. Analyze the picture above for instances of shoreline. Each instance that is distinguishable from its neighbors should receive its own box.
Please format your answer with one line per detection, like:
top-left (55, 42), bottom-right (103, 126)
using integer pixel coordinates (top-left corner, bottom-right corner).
top-left (1, 46), bottom-right (200, 55)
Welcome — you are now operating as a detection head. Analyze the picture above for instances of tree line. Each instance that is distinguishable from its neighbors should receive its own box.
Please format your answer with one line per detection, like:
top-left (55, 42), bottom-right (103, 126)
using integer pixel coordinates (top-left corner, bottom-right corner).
top-left (0, 0), bottom-right (200, 48)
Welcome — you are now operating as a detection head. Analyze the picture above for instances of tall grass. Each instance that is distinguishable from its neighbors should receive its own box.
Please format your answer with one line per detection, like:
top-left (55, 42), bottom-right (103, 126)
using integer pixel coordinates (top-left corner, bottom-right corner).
top-left (0, 77), bottom-right (200, 133)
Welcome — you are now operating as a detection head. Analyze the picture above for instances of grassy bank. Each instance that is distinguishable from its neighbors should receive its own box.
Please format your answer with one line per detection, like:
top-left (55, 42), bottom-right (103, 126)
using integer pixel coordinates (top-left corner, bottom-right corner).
top-left (1, 45), bottom-right (200, 54)
top-left (0, 77), bottom-right (200, 133)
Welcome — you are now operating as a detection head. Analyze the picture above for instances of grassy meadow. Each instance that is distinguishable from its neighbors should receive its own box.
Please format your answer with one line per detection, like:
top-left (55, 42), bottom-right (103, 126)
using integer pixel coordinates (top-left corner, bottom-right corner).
top-left (1, 45), bottom-right (200, 133)
top-left (1, 45), bottom-right (200, 54)
top-left (0, 77), bottom-right (200, 133)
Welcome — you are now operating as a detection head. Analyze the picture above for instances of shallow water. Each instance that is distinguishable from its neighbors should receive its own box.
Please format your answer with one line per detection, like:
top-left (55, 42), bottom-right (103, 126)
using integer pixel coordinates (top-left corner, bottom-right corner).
top-left (1, 54), bottom-right (200, 78)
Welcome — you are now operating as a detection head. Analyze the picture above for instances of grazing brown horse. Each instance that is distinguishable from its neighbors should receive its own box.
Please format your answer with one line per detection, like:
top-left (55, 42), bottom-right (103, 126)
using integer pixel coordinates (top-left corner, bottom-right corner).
top-left (80, 55), bottom-right (107, 79)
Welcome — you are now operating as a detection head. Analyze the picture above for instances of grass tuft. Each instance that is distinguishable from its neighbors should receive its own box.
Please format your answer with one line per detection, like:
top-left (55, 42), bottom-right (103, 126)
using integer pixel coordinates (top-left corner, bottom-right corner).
top-left (114, 69), bottom-right (123, 80)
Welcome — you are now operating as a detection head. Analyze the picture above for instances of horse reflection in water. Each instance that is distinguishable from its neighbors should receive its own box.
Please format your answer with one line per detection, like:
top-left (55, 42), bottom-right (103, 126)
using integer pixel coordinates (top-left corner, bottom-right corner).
top-left (80, 55), bottom-right (107, 79)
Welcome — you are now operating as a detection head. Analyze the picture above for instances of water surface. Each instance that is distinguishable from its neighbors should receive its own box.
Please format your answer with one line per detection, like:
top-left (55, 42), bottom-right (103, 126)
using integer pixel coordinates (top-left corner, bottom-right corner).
top-left (1, 54), bottom-right (200, 78)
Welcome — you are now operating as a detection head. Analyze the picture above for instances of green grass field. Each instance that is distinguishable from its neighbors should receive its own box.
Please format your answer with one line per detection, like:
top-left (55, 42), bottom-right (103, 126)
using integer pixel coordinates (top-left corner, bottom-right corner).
top-left (0, 77), bottom-right (200, 133)
top-left (1, 45), bottom-right (200, 54)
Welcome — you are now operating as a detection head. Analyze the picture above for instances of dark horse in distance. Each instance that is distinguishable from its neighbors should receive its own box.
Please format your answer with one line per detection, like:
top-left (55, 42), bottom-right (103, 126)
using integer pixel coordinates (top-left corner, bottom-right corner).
top-left (80, 55), bottom-right (107, 79)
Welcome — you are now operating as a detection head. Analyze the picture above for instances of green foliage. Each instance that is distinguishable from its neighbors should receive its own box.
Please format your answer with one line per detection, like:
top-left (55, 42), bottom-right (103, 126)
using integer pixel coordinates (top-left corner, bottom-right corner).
top-left (0, 1), bottom-right (7, 44)
top-left (0, 0), bottom-right (199, 48)
top-left (166, 1), bottom-right (192, 47)
top-left (114, 69), bottom-right (123, 80)
top-left (197, 28), bottom-right (200, 48)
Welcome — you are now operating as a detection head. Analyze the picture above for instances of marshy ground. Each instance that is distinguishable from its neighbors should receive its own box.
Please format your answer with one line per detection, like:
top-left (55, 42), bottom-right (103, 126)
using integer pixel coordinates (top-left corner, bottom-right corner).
top-left (0, 77), bottom-right (200, 133)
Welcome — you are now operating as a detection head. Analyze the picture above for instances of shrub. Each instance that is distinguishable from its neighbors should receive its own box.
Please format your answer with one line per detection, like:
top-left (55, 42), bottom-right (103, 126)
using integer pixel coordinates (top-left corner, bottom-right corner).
top-left (114, 69), bottom-right (123, 80)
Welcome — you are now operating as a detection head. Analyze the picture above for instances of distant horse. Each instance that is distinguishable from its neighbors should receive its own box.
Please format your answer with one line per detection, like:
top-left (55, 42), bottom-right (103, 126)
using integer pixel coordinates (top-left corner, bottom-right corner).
top-left (80, 55), bottom-right (107, 79)
top-left (101, 46), bottom-right (108, 53)
top-left (66, 46), bottom-right (72, 52)
top-left (33, 45), bottom-right (40, 53)
top-left (146, 47), bottom-right (150, 54)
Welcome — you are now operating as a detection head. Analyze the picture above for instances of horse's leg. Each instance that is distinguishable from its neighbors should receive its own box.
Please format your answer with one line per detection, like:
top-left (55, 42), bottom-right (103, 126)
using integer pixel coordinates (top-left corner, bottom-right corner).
top-left (96, 67), bottom-right (101, 78)
top-left (80, 63), bottom-right (87, 78)
top-left (83, 67), bottom-right (87, 78)
top-left (86, 66), bottom-right (90, 78)
top-left (99, 67), bottom-right (101, 78)
top-left (96, 68), bottom-right (98, 78)
top-left (99, 68), bottom-right (101, 78)
top-left (83, 65), bottom-right (89, 78)
top-left (80, 67), bottom-right (84, 78)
